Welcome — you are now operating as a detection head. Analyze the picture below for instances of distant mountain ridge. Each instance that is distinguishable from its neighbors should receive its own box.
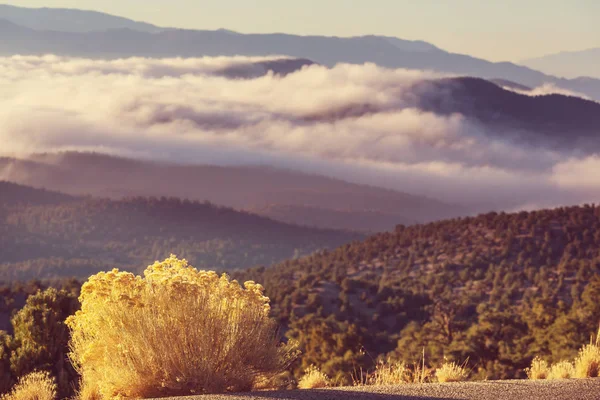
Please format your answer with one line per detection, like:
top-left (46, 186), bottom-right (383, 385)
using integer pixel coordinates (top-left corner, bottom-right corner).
top-left (1, 5), bottom-right (599, 101)
top-left (0, 4), bottom-right (163, 32)
top-left (0, 152), bottom-right (464, 233)
top-left (521, 48), bottom-right (600, 79)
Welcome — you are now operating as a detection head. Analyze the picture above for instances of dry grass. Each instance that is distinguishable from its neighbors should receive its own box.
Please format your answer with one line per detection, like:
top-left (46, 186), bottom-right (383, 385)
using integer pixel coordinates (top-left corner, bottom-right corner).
top-left (356, 358), bottom-right (434, 387)
top-left (409, 362), bottom-right (434, 384)
top-left (548, 361), bottom-right (575, 380)
top-left (67, 256), bottom-right (297, 399)
top-left (1, 371), bottom-right (57, 400)
top-left (369, 360), bottom-right (411, 385)
top-left (298, 366), bottom-right (330, 389)
top-left (528, 327), bottom-right (600, 380)
top-left (435, 361), bottom-right (468, 383)
top-left (526, 357), bottom-right (549, 380)
top-left (574, 343), bottom-right (600, 378)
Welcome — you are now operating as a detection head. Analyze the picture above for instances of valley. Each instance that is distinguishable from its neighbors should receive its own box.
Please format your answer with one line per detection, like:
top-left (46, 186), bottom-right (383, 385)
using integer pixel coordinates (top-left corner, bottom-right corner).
top-left (0, 3), bottom-right (598, 400)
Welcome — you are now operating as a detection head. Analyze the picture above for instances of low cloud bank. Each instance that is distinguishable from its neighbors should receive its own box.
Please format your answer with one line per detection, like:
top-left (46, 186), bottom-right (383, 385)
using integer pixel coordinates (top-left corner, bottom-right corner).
top-left (1, 55), bottom-right (599, 210)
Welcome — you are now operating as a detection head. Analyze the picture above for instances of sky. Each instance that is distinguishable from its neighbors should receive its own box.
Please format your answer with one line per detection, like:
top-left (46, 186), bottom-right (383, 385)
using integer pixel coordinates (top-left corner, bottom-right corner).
top-left (2, 0), bottom-right (599, 62)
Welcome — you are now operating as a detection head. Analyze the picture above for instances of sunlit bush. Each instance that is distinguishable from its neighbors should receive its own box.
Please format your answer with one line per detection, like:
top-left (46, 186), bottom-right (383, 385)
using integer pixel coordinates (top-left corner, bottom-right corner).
top-left (368, 360), bottom-right (410, 385)
top-left (354, 358), bottom-right (435, 387)
top-left (526, 357), bottom-right (549, 380)
top-left (0, 371), bottom-right (56, 400)
top-left (298, 365), bottom-right (330, 389)
top-left (528, 328), bottom-right (600, 380)
top-left (435, 361), bottom-right (468, 383)
top-left (67, 255), bottom-right (296, 399)
top-left (574, 343), bottom-right (600, 378)
top-left (548, 361), bottom-right (575, 380)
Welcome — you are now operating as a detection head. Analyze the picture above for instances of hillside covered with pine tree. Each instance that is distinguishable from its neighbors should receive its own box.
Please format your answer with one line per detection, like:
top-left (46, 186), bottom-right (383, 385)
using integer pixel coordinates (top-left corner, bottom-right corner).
top-left (234, 204), bottom-right (600, 383)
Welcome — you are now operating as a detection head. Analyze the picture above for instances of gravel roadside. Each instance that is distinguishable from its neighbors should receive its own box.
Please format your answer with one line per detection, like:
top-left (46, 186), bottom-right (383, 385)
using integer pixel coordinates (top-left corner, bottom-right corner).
top-left (162, 379), bottom-right (600, 400)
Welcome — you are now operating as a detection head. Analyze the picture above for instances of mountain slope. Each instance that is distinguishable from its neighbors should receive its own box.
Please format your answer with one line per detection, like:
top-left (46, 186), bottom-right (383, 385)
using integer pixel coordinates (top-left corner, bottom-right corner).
top-left (0, 182), bottom-right (362, 280)
top-left (0, 153), bottom-right (464, 232)
top-left (233, 204), bottom-right (600, 382)
top-left (412, 77), bottom-right (600, 150)
top-left (0, 180), bottom-right (78, 206)
top-left (248, 204), bottom-right (419, 232)
top-left (0, 10), bottom-right (599, 100)
top-left (0, 4), bottom-right (162, 33)
top-left (521, 48), bottom-right (600, 79)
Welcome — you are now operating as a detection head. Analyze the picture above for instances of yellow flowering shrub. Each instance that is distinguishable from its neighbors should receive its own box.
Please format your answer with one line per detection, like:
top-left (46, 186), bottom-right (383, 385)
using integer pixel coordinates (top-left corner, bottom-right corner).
top-left (67, 255), bottom-right (296, 399)
top-left (1, 371), bottom-right (57, 400)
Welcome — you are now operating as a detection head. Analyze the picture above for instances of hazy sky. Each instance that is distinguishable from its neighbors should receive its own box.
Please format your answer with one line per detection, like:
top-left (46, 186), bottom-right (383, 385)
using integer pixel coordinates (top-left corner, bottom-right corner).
top-left (3, 0), bottom-right (599, 62)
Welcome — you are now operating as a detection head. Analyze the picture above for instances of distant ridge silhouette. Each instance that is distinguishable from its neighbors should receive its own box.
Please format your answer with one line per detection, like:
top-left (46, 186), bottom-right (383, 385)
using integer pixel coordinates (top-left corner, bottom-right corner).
top-left (1, 5), bottom-right (599, 100)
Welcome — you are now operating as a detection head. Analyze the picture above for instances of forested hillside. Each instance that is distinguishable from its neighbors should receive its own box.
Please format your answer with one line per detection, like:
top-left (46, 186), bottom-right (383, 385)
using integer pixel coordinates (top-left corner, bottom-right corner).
top-left (234, 204), bottom-right (600, 383)
top-left (0, 182), bottom-right (362, 280)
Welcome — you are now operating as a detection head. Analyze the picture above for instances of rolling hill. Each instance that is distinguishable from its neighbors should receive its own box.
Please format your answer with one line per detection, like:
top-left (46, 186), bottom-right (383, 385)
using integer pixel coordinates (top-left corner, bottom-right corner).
top-left (0, 181), bottom-right (363, 280)
top-left (0, 5), bottom-right (599, 101)
top-left (232, 203), bottom-right (600, 382)
top-left (0, 181), bottom-right (78, 206)
top-left (0, 153), bottom-right (464, 232)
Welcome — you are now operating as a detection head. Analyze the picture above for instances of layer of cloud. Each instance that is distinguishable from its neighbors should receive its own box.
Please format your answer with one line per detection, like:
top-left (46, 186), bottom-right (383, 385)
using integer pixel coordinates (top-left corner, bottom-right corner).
top-left (0, 55), bottom-right (599, 211)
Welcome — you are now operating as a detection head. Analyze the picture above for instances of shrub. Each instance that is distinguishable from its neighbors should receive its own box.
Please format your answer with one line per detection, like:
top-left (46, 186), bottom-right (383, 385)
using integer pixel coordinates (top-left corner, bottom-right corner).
top-left (369, 360), bottom-right (410, 385)
top-left (359, 359), bottom-right (434, 386)
top-left (435, 361), bottom-right (468, 383)
top-left (574, 344), bottom-right (600, 378)
top-left (9, 288), bottom-right (79, 398)
top-left (0, 371), bottom-right (57, 400)
top-left (67, 255), bottom-right (296, 399)
top-left (526, 357), bottom-right (549, 380)
top-left (548, 361), bottom-right (575, 380)
top-left (298, 366), bottom-right (330, 389)
top-left (0, 331), bottom-right (13, 393)
top-left (74, 382), bottom-right (101, 400)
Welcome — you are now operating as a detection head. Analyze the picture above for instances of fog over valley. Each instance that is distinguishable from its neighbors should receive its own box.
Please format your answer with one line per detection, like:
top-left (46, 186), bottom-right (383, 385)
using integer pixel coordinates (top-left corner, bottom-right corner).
top-left (1, 55), bottom-right (600, 215)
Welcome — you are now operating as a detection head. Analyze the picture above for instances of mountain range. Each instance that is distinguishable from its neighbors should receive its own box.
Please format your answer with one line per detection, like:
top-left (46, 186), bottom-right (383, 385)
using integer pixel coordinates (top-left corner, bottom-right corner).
top-left (0, 181), bottom-right (363, 280)
top-left (5, 69), bottom-right (600, 231)
top-left (0, 152), bottom-right (463, 233)
top-left (521, 48), bottom-right (600, 80)
top-left (0, 4), bottom-right (162, 32)
top-left (2, 4), bottom-right (600, 387)
top-left (2, 4), bottom-right (600, 235)
top-left (1, 4), bottom-right (599, 101)
top-left (413, 77), bottom-right (600, 151)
